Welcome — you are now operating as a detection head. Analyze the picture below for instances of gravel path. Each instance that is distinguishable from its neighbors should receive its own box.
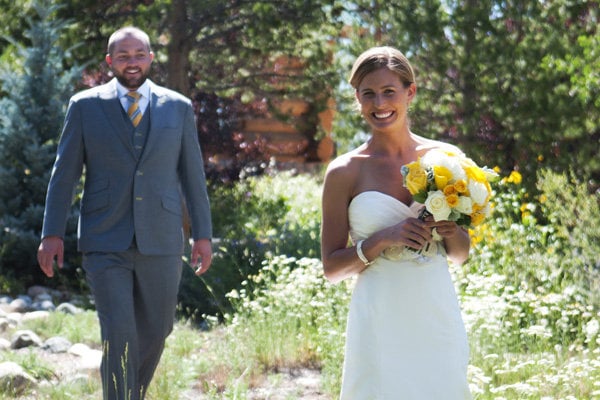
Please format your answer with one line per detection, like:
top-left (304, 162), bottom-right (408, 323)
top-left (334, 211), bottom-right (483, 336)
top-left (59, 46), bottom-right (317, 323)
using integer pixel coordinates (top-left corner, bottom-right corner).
top-left (181, 368), bottom-right (329, 399)
top-left (16, 347), bottom-right (330, 399)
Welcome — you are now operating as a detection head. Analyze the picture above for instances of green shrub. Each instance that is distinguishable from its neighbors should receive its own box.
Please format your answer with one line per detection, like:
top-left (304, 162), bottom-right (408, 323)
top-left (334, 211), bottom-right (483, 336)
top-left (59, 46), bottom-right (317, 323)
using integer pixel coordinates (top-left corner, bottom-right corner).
top-left (0, 3), bottom-right (83, 293)
top-left (178, 171), bottom-right (323, 320)
top-left (537, 169), bottom-right (600, 295)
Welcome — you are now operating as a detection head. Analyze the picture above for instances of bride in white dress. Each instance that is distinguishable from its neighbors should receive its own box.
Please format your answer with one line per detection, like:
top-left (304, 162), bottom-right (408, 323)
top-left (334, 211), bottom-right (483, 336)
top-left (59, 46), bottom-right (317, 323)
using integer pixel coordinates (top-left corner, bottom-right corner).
top-left (321, 47), bottom-right (472, 399)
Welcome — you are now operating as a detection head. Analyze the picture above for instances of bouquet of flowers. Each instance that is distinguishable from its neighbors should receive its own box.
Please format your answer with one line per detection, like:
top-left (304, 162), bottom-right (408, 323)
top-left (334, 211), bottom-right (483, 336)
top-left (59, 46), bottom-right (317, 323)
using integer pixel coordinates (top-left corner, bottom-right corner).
top-left (384, 148), bottom-right (498, 262)
top-left (402, 148), bottom-right (499, 228)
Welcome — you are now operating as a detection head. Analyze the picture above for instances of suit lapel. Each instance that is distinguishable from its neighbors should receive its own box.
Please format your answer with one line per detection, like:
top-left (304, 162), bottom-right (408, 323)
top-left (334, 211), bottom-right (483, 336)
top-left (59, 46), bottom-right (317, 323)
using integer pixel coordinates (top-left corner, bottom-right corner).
top-left (138, 82), bottom-right (167, 164)
top-left (98, 79), bottom-right (137, 159)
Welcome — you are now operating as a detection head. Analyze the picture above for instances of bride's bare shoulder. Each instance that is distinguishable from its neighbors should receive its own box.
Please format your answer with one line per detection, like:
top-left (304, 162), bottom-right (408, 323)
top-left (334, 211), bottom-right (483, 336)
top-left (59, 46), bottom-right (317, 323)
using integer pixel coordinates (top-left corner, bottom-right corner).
top-left (323, 148), bottom-right (367, 191)
top-left (411, 134), bottom-right (465, 156)
top-left (326, 147), bottom-right (365, 173)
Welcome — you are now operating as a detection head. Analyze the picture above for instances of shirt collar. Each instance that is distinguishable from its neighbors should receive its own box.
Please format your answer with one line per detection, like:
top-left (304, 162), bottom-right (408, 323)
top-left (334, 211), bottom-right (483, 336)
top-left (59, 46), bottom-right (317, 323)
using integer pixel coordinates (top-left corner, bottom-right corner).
top-left (116, 80), bottom-right (151, 100)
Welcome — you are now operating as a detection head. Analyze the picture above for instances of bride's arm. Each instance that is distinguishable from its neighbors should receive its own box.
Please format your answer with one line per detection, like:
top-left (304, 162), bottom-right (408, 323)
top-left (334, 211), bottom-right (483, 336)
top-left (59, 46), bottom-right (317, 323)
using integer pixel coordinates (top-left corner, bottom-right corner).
top-left (320, 159), bottom-right (371, 283)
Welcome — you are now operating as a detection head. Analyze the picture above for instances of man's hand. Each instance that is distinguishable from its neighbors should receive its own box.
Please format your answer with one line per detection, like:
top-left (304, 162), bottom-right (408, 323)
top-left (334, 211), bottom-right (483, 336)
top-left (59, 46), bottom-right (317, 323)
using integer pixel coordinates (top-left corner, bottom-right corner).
top-left (37, 236), bottom-right (64, 278)
top-left (190, 238), bottom-right (212, 276)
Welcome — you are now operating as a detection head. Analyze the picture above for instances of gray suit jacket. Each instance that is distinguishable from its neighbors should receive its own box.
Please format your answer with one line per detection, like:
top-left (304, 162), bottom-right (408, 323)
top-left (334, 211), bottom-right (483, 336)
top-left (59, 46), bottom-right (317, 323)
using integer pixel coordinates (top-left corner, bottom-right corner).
top-left (42, 78), bottom-right (212, 255)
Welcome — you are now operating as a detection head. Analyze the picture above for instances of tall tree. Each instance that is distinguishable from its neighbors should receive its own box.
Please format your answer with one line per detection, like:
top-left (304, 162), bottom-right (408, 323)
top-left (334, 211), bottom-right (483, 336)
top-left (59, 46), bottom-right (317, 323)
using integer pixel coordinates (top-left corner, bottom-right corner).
top-left (0, 1), bottom-right (83, 289)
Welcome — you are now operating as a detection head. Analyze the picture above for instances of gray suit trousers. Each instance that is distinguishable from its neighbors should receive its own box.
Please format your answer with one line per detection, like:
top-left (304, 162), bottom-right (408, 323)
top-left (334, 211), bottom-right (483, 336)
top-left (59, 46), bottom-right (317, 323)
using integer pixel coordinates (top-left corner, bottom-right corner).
top-left (83, 246), bottom-right (182, 400)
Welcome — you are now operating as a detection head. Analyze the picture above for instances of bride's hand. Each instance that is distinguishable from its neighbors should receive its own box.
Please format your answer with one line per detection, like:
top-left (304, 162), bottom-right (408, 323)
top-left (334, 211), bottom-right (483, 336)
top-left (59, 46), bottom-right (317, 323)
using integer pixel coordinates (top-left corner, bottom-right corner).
top-left (389, 218), bottom-right (432, 250)
top-left (426, 220), bottom-right (460, 238)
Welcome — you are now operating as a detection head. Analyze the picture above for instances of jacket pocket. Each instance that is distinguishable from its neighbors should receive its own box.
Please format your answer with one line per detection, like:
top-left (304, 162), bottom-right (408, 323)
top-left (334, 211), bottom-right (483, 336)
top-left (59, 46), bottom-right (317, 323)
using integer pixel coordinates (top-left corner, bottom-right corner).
top-left (161, 193), bottom-right (182, 216)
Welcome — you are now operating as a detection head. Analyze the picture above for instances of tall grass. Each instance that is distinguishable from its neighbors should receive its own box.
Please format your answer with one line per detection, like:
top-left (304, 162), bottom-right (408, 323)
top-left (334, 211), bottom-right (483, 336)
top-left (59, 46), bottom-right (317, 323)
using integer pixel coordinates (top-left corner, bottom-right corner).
top-left (223, 256), bottom-right (350, 393)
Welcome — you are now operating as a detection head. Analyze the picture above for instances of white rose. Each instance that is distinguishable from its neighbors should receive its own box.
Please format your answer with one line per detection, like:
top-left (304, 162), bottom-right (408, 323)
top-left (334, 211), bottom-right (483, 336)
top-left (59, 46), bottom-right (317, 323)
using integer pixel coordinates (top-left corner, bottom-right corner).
top-left (468, 180), bottom-right (489, 205)
top-left (425, 190), bottom-right (451, 221)
top-left (421, 149), bottom-right (466, 182)
top-left (455, 196), bottom-right (473, 215)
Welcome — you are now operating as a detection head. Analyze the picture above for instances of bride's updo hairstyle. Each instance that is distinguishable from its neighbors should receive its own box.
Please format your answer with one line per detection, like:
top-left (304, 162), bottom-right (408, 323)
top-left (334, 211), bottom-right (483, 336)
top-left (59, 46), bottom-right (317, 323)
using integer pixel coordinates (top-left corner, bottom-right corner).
top-left (349, 46), bottom-right (415, 90)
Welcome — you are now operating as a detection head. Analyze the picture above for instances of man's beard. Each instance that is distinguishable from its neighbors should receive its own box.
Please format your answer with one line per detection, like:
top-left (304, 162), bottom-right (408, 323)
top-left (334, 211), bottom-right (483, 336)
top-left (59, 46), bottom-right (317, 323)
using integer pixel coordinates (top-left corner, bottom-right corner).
top-left (114, 70), bottom-right (149, 90)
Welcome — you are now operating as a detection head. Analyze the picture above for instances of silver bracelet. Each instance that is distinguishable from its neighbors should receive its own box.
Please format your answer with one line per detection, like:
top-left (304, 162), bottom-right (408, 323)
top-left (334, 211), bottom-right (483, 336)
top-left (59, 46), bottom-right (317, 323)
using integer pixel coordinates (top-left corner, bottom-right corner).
top-left (356, 239), bottom-right (374, 266)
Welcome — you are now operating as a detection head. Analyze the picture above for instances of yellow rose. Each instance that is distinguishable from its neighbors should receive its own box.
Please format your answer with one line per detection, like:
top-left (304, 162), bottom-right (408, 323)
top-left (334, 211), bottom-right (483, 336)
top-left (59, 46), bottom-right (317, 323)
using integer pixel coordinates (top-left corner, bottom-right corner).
top-left (446, 193), bottom-right (459, 208)
top-left (454, 179), bottom-right (467, 193)
top-left (443, 185), bottom-right (457, 196)
top-left (470, 212), bottom-right (486, 226)
top-left (405, 163), bottom-right (427, 194)
top-left (433, 165), bottom-right (452, 189)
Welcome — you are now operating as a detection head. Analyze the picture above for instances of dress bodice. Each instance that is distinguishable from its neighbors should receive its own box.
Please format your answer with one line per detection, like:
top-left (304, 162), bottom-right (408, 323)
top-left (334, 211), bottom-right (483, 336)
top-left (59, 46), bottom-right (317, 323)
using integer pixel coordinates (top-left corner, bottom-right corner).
top-left (348, 191), bottom-right (443, 262)
top-left (348, 191), bottom-right (421, 243)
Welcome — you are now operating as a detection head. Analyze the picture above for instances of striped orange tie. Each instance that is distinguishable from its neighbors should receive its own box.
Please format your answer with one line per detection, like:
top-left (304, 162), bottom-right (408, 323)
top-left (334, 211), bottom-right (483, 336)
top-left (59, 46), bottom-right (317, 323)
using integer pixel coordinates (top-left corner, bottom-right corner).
top-left (126, 91), bottom-right (142, 127)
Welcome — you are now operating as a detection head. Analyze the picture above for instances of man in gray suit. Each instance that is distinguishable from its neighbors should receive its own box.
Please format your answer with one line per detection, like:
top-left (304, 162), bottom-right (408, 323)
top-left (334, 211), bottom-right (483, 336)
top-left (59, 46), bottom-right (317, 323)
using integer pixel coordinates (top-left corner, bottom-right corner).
top-left (37, 26), bottom-right (212, 400)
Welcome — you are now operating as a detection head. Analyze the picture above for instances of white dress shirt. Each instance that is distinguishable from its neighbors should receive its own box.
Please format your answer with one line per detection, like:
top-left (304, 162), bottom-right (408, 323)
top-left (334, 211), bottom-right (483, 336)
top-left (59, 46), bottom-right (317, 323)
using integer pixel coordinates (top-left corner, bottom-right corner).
top-left (117, 80), bottom-right (150, 116)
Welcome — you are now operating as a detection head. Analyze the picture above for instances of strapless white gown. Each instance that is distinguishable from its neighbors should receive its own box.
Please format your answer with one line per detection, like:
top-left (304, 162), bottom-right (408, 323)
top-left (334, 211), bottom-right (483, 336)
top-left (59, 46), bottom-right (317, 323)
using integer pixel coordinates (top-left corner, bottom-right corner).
top-left (340, 191), bottom-right (471, 400)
